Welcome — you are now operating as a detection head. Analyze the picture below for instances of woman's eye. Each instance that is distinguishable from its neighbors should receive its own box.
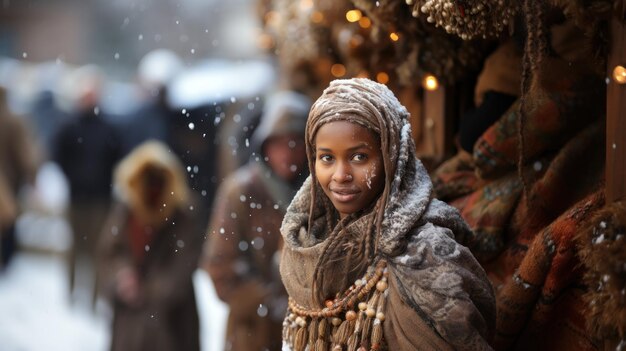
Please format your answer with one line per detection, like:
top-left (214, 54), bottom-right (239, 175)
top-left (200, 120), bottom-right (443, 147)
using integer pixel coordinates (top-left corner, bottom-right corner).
top-left (352, 153), bottom-right (367, 162)
top-left (319, 155), bottom-right (333, 163)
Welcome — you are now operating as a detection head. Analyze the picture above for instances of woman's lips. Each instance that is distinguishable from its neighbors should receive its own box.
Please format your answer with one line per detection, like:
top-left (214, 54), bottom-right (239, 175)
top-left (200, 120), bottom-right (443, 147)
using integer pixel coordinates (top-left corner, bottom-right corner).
top-left (330, 188), bottom-right (359, 202)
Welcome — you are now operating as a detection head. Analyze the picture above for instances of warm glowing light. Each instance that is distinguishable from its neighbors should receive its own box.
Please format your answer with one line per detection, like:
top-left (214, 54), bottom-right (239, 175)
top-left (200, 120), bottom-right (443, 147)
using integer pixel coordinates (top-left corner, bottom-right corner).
top-left (346, 9), bottom-right (362, 23)
top-left (613, 65), bottom-right (626, 85)
top-left (376, 72), bottom-right (389, 84)
top-left (299, 0), bottom-right (313, 11)
top-left (310, 11), bottom-right (324, 23)
top-left (358, 17), bottom-right (371, 29)
top-left (356, 71), bottom-right (369, 78)
top-left (389, 32), bottom-right (399, 41)
top-left (331, 64), bottom-right (347, 77)
top-left (422, 74), bottom-right (439, 91)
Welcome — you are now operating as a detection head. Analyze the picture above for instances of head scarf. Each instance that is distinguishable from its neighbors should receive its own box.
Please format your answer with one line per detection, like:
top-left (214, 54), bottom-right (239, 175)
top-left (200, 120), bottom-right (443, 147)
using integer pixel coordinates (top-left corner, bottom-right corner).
top-left (297, 78), bottom-right (441, 256)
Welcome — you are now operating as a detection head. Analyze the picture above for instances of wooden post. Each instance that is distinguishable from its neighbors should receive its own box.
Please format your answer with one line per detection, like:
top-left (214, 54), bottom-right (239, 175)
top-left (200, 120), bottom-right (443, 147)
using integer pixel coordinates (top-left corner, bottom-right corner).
top-left (606, 1), bottom-right (626, 203)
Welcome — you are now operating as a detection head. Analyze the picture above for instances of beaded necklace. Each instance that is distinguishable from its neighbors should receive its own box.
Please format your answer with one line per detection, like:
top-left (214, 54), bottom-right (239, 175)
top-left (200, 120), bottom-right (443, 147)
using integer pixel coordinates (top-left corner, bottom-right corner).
top-left (283, 260), bottom-right (389, 351)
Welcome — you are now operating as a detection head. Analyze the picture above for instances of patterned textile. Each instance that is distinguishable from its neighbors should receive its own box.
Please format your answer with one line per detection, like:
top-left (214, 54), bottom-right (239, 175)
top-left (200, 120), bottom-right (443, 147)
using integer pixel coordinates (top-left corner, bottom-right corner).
top-left (474, 58), bottom-right (603, 181)
top-left (435, 56), bottom-right (604, 261)
top-left (432, 53), bottom-right (607, 350)
top-left (495, 190), bottom-right (604, 350)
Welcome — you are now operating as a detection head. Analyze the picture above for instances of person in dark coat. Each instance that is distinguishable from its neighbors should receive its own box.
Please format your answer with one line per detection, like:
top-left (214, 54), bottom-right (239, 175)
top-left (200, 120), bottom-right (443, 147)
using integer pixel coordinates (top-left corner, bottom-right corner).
top-left (200, 90), bottom-right (310, 351)
top-left (52, 65), bottom-right (123, 307)
top-left (120, 49), bottom-right (183, 155)
top-left (98, 140), bottom-right (204, 351)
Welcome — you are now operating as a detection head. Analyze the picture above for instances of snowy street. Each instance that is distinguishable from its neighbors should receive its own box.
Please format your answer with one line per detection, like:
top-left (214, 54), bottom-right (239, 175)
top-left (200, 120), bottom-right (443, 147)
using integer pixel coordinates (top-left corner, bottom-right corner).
top-left (0, 252), bottom-right (108, 351)
top-left (0, 244), bottom-right (227, 351)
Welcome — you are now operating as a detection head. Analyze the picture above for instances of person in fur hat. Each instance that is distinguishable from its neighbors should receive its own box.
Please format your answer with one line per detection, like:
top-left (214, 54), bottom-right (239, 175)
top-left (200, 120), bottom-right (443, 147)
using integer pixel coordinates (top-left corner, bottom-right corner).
top-left (200, 90), bottom-right (310, 351)
top-left (97, 140), bottom-right (204, 351)
top-left (280, 78), bottom-right (496, 351)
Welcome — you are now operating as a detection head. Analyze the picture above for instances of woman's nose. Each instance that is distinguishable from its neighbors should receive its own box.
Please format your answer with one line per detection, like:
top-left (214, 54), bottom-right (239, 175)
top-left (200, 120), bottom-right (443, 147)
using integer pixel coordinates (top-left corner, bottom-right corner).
top-left (332, 162), bottom-right (353, 183)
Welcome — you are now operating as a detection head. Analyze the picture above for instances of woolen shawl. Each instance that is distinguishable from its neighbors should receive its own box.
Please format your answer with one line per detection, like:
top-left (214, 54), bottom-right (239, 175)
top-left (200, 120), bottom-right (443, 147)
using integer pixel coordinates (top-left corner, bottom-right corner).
top-left (280, 78), bottom-right (496, 350)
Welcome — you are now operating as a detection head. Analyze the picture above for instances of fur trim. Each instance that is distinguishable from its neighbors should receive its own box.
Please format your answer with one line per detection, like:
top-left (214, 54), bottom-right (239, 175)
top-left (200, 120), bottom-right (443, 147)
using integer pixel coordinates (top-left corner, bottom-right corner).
top-left (576, 200), bottom-right (626, 344)
top-left (113, 141), bottom-right (189, 226)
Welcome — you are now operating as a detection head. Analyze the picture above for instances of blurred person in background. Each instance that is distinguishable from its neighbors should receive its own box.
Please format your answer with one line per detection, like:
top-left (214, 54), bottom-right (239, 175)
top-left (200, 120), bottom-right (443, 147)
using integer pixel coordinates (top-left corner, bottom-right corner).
top-left (28, 62), bottom-right (72, 157)
top-left (121, 49), bottom-right (183, 155)
top-left (30, 88), bottom-right (70, 157)
top-left (0, 87), bottom-right (40, 270)
top-left (97, 140), bottom-right (203, 351)
top-left (200, 90), bottom-right (310, 351)
top-left (52, 65), bottom-right (123, 308)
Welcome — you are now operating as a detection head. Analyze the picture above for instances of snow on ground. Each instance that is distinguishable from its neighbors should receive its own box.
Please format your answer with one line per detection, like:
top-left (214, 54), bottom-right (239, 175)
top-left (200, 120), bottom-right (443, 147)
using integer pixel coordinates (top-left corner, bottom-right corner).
top-left (0, 234), bottom-right (228, 351)
top-left (0, 163), bottom-right (228, 351)
top-left (194, 269), bottom-right (229, 351)
top-left (0, 252), bottom-right (108, 351)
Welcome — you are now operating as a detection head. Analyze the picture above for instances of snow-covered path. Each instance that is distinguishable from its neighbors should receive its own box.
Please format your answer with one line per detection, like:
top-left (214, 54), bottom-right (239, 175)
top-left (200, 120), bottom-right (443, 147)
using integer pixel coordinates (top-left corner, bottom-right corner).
top-left (0, 164), bottom-right (228, 351)
top-left (0, 252), bottom-right (108, 351)
top-left (0, 251), bottom-right (228, 351)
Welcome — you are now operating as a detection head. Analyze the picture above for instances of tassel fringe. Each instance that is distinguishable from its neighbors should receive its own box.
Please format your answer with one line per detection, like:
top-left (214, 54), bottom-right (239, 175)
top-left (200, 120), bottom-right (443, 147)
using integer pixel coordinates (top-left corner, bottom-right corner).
top-left (284, 261), bottom-right (389, 351)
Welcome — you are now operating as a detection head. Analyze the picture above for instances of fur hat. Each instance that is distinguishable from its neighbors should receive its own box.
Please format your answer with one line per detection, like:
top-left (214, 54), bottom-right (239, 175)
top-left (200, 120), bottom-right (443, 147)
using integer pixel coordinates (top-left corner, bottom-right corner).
top-left (114, 140), bottom-right (189, 225)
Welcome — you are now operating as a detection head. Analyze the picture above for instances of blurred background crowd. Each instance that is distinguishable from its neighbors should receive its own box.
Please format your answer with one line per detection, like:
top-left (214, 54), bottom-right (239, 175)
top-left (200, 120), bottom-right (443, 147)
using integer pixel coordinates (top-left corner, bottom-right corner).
top-left (0, 0), bottom-right (624, 350)
top-left (0, 1), bottom-right (272, 350)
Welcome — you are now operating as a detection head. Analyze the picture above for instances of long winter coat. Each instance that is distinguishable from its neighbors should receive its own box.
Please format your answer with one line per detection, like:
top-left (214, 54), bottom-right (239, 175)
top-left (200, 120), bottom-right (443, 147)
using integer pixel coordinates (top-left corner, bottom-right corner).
top-left (98, 141), bottom-right (204, 351)
top-left (0, 90), bottom-right (39, 226)
top-left (201, 161), bottom-right (297, 351)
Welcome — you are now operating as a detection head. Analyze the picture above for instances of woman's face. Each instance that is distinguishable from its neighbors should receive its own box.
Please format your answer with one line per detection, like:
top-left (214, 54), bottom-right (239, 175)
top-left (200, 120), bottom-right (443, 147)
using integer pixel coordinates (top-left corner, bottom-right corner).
top-left (314, 120), bottom-right (385, 219)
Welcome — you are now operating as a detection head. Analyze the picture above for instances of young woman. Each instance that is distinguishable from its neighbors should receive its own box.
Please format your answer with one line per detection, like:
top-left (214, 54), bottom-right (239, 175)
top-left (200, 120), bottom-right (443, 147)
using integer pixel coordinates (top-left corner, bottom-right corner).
top-left (280, 78), bottom-right (496, 351)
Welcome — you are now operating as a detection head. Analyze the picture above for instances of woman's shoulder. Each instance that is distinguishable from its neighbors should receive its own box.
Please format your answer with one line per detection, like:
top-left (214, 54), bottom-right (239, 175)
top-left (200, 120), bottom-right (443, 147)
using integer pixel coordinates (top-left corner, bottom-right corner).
top-left (385, 221), bottom-right (496, 350)
top-left (391, 221), bottom-right (462, 268)
top-left (388, 218), bottom-right (492, 301)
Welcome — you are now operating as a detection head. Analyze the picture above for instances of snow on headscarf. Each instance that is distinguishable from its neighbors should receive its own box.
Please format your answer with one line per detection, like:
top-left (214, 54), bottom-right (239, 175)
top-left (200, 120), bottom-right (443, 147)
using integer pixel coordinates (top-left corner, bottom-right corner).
top-left (306, 77), bottom-right (407, 178)
top-left (281, 79), bottom-right (493, 349)
top-left (297, 77), bottom-right (462, 257)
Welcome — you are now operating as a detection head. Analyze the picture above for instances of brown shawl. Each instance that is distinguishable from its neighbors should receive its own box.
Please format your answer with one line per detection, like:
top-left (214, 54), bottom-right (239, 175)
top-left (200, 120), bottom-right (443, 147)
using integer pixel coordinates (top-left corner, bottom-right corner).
top-left (280, 78), bottom-right (496, 350)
